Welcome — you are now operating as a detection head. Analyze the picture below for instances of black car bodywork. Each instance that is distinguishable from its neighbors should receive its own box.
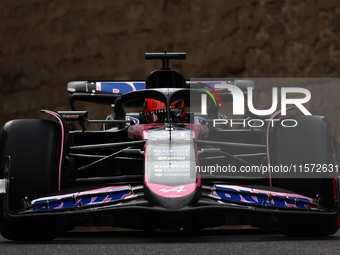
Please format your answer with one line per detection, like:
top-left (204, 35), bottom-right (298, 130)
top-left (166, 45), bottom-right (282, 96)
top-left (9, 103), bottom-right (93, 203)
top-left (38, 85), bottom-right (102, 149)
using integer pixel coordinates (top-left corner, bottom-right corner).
top-left (0, 52), bottom-right (339, 240)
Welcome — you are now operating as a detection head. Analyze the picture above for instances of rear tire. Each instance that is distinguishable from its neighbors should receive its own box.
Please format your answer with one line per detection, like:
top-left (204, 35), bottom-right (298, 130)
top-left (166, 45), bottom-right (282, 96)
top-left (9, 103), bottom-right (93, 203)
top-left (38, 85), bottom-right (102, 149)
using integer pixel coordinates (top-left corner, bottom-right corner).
top-left (0, 119), bottom-right (62, 241)
top-left (272, 116), bottom-right (339, 237)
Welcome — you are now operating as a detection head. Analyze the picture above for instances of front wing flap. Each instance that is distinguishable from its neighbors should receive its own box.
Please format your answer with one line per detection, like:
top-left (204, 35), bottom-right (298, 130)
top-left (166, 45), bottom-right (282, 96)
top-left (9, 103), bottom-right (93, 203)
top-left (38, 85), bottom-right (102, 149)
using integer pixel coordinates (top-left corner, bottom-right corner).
top-left (4, 183), bottom-right (337, 220)
top-left (206, 184), bottom-right (319, 210)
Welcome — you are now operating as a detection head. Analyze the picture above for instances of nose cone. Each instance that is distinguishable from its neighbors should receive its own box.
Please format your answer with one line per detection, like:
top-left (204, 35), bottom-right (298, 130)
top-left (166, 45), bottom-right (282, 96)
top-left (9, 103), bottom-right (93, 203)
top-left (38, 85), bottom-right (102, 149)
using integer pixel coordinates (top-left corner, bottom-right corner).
top-left (148, 183), bottom-right (197, 198)
top-left (145, 182), bottom-right (201, 210)
top-left (143, 128), bottom-right (201, 209)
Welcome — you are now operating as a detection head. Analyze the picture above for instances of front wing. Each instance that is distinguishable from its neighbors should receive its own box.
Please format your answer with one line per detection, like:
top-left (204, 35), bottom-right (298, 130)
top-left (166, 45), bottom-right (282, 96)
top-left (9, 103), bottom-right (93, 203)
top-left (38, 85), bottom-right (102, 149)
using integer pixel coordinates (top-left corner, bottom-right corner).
top-left (3, 182), bottom-right (339, 221)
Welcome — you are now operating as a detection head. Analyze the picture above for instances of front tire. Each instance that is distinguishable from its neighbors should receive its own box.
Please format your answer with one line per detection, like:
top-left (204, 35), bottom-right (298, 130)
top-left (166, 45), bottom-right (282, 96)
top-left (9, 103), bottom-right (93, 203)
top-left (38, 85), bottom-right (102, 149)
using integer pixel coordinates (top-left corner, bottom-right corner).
top-left (272, 116), bottom-right (339, 237)
top-left (0, 119), bottom-right (62, 241)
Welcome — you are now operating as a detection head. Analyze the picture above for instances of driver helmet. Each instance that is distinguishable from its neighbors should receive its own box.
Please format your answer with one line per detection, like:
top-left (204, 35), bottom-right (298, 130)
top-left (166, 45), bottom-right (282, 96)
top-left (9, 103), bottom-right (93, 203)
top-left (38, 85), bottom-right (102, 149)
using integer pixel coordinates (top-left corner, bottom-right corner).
top-left (143, 98), bottom-right (166, 123)
top-left (143, 98), bottom-right (187, 124)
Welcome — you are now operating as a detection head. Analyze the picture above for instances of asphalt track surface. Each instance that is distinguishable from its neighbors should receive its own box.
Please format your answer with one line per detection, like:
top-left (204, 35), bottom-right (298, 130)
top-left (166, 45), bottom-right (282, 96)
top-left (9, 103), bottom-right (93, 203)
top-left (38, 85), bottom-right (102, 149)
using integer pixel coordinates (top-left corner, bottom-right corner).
top-left (0, 227), bottom-right (340, 255)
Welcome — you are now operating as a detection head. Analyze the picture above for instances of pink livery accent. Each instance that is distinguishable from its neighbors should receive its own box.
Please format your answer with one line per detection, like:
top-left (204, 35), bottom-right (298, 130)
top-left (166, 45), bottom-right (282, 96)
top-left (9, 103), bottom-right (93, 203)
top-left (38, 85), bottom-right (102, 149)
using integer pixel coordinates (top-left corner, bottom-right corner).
top-left (55, 202), bottom-right (64, 209)
top-left (103, 196), bottom-right (112, 203)
top-left (148, 183), bottom-right (198, 198)
top-left (78, 186), bottom-right (128, 195)
top-left (118, 193), bottom-right (132, 205)
top-left (196, 172), bottom-right (202, 187)
top-left (43, 110), bottom-right (65, 191)
top-left (239, 195), bottom-right (249, 203)
top-left (30, 186), bottom-right (130, 203)
top-left (112, 89), bottom-right (120, 93)
top-left (128, 124), bottom-right (152, 140)
top-left (126, 82), bottom-right (137, 91)
top-left (284, 201), bottom-right (297, 208)
top-left (144, 173), bottom-right (149, 187)
top-left (144, 171), bottom-right (201, 195)
top-left (222, 185), bottom-right (314, 202)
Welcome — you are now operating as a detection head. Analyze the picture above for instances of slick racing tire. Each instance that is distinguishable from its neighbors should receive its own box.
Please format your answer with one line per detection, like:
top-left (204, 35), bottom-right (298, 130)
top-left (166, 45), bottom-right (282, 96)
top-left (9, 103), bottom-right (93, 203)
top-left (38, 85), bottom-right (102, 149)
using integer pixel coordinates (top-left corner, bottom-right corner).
top-left (272, 116), bottom-right (339, 237)
top-left (0, 119), bottom-right (61, 241)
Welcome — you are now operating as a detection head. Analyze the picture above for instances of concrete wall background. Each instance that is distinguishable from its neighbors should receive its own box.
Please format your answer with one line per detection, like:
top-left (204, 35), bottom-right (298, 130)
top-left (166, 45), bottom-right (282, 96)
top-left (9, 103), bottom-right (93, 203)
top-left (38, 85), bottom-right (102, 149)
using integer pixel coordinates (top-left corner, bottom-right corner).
top-left (0, 0), bottom-right (340, 133)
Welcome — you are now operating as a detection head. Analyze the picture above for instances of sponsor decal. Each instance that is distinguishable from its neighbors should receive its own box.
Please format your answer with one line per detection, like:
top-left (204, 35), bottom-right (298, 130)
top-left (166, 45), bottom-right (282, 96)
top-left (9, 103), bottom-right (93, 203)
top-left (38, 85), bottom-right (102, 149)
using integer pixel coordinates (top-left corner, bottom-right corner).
top-left (126, 116), bottom-right (139, 125)
top-left (62, 114), bottom-right (80, 119)
top-left (159, 186), bottom-right (187, 193)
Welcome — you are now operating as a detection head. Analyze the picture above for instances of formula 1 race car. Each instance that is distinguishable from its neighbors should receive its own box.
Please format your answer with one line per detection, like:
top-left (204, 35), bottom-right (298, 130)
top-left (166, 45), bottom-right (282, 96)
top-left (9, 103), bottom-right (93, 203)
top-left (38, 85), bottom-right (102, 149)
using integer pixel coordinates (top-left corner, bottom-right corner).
top-left (0, 52), bottom-right (339, 241)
